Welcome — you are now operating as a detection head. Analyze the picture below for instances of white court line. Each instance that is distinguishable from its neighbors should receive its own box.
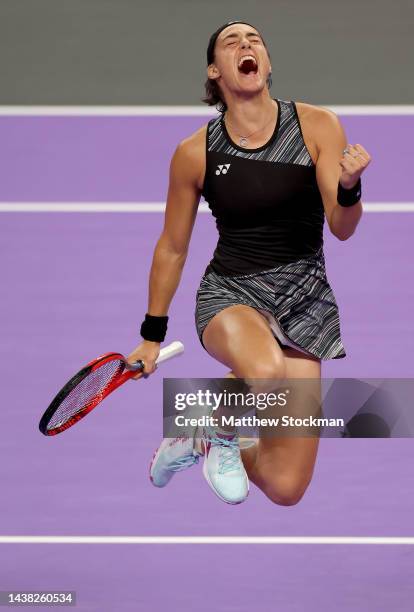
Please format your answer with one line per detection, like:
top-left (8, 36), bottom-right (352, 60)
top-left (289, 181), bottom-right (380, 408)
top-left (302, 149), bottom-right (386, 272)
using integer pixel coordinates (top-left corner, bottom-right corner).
top-left (0, 536), bottom-right (414, 545)
top-left (0, 105), bottom-right (414, 116)
top-left (0, 203), bottom-right (413, 213)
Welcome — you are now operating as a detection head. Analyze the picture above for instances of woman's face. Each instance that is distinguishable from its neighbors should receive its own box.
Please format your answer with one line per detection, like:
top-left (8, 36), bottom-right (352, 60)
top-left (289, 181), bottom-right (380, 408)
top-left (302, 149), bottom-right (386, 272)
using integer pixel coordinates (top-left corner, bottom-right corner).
top-left (207, 24), bottom-right (272, 98)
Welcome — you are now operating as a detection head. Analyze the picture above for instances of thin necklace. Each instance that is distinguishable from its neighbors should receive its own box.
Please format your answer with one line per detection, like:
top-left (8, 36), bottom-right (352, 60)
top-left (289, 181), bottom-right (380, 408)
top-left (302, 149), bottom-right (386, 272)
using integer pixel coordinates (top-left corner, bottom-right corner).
top-left (224, 103), bottom-right (277, 147)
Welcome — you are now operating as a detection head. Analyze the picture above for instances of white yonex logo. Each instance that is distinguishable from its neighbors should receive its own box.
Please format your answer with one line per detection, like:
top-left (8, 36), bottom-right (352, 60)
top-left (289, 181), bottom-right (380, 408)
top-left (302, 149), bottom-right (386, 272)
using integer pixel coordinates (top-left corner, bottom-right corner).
top-left (215, 163), bottom-right (231, 175)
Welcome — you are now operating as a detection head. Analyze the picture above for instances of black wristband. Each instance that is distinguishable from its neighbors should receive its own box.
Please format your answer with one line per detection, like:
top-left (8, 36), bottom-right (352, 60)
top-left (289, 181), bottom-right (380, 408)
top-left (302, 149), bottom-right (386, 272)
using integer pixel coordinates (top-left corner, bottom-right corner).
top-left (337, 177), bottom-right (362, 207)
top-left (140, 313), bottom-right (168, 342)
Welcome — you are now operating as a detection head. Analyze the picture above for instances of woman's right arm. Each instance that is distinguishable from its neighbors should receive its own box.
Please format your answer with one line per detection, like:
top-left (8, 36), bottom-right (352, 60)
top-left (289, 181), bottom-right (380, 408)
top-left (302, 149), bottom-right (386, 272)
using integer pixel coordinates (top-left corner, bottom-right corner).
top-left (127, 130), bottom-right (205, 378)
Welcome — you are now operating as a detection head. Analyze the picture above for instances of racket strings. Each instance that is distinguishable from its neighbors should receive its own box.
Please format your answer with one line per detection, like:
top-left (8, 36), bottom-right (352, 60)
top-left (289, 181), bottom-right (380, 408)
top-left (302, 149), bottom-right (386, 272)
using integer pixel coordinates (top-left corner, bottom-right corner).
top-left (47, 359), bottom-right (124, 430)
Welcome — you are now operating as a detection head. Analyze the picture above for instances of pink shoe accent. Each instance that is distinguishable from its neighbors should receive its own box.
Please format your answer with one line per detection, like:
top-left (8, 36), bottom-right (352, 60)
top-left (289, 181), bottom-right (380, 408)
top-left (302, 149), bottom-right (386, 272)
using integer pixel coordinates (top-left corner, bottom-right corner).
top-left (149, 447), bottom-right (159, 484)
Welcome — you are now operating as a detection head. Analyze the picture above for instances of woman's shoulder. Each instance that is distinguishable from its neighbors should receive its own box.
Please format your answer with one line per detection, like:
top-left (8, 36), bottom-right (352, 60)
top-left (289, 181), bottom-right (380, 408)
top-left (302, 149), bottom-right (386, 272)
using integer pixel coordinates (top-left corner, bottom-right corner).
top-left (179, 122), bottom-right (208, 154)
top-left (174, 123), bottom-right (208, 170)
top-left (170, 123), bottom-right (208, 191)
top-left (295, 100), bottom-right (338, 121)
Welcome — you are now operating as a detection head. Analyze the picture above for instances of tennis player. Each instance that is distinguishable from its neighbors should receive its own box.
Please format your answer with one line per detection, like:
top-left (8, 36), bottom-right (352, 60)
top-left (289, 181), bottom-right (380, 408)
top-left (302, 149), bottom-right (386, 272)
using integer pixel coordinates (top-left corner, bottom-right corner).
top-left (127, 21), bottom-right (371, 505)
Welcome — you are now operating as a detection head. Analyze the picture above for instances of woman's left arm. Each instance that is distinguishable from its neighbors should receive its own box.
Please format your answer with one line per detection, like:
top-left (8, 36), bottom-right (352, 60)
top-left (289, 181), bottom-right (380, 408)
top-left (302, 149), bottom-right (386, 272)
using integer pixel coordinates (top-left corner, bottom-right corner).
top-left (314, 109), bottom-right (372, 241)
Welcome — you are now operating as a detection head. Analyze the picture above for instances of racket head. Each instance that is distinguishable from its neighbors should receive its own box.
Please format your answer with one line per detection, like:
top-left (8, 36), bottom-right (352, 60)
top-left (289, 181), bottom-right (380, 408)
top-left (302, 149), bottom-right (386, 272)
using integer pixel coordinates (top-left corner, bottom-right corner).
top-left (39, 352), bottom-right (141, 436)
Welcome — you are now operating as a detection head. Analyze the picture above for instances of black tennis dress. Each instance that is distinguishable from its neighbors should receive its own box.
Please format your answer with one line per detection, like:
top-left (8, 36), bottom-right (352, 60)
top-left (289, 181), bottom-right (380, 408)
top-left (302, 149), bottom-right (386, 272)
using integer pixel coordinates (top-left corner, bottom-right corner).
top-left (194, 98), bottom-right (346, 360)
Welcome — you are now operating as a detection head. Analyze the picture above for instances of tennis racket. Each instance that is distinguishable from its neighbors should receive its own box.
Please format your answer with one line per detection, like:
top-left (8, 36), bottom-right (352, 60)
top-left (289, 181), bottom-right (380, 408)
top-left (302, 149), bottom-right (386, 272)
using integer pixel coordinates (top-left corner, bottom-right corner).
top-left (39, 340), bottom-right (184, 436)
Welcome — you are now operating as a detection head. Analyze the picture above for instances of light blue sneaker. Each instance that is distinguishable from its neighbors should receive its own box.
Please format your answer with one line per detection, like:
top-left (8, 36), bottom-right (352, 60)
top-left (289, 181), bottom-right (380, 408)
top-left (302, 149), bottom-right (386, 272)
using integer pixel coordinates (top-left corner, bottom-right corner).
top-left (150, 435), bottom-right (200, 488)
top-left (201, 427), bottom-right (249, 504)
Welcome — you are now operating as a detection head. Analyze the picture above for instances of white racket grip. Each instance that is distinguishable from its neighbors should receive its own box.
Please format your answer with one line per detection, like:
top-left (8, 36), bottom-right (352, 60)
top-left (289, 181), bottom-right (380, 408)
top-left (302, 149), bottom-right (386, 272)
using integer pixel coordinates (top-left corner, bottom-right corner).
top-left (155, 340), bottom-right (184, 365)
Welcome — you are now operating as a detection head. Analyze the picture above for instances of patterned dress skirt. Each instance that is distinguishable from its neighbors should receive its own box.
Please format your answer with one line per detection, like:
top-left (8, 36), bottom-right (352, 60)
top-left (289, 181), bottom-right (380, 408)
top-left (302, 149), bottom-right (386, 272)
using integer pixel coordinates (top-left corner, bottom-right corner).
top-left (194, 246), bottom-right (346, 360)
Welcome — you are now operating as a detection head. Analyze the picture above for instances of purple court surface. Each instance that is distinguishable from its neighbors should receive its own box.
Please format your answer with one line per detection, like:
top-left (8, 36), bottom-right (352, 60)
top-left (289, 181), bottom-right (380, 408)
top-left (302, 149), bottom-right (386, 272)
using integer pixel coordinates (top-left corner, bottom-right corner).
top-left (1, 110), bottom-right (414, 611)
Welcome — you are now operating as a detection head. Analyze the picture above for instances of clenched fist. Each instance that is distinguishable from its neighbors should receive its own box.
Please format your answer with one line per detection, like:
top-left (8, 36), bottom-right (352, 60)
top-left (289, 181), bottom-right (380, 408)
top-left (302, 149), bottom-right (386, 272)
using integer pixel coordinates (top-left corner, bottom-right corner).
top-left (340, 143), bottom-right (372, 189)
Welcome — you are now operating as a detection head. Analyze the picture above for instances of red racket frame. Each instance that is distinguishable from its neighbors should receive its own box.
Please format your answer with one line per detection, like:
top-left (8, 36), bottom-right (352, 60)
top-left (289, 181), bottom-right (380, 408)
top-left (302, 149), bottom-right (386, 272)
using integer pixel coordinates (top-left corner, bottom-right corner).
top-left (39, 352), bottom-right (144, 436)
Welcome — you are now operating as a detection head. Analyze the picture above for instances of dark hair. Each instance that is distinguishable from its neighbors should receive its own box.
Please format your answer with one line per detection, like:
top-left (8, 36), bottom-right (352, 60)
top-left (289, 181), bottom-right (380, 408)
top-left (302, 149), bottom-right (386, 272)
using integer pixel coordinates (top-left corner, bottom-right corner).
top-left (202, 21), bottom-right (272, 113)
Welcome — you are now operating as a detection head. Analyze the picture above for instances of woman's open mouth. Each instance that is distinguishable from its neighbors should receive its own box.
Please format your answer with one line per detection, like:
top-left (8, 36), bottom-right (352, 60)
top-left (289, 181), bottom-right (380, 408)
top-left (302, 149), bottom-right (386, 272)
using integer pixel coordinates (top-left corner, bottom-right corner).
top-left (238, 55), bottom-right (258, 75)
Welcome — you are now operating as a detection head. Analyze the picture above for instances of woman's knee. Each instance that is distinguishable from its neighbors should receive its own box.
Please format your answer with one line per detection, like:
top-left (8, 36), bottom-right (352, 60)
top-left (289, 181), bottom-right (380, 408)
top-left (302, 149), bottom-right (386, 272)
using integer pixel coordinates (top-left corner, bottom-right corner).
top-left (244, 360), bottom-right (287, 393)
top-left (262, 474), bottom-right (311, 506)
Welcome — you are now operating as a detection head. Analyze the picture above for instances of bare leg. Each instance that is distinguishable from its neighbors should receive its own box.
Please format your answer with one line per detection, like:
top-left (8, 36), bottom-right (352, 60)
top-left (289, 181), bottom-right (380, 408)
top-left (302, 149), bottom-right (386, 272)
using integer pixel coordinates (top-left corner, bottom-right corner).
top-left (202, 304), bottom-right (321, 506)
